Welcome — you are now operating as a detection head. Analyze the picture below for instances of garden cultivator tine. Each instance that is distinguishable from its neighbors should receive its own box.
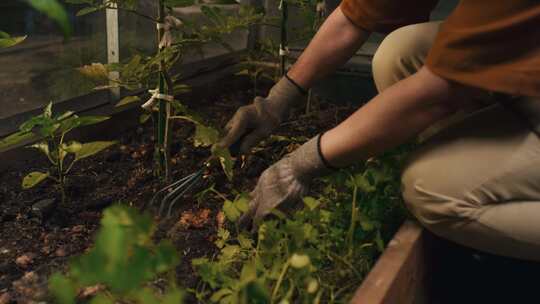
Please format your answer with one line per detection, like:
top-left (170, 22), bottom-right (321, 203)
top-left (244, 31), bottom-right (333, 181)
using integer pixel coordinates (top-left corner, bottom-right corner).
top-left (149, 172), bottom-right (198, 209)
top-left (161, 169), bottom-right (204, 217)
top-left (149, 132), bottom-right (246, 217)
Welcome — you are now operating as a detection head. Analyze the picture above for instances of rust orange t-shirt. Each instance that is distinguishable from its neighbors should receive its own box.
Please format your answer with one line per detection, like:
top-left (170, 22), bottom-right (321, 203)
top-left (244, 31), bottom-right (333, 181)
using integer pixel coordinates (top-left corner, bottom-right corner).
top-left (339, 0), bottom-right (540, 97)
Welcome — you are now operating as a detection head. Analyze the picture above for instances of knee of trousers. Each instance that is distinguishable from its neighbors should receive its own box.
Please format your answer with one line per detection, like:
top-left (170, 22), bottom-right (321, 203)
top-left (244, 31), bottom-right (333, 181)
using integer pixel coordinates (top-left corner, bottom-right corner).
top-left (372, 22), bottom-right (441, 93)
top-left (400, 158), bottom-right (477, 234)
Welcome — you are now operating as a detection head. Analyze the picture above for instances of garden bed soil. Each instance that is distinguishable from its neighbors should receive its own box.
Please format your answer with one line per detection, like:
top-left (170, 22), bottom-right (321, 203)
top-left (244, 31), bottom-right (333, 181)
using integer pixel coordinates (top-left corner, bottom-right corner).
top-left (0, 80), bottom-right (358, 303)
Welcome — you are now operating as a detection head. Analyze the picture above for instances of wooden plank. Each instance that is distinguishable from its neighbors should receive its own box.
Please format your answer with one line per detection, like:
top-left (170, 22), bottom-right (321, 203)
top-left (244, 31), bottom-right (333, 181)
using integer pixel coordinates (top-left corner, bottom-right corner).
top-left (350, 221), bottom-right (428, 304)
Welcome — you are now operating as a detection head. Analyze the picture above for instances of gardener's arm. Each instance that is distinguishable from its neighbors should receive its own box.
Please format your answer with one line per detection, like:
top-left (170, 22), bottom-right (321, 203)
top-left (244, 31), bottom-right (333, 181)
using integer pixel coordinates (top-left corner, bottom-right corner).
top-left (240, 67), bottom-right (480, 226)
top-left (219, 8), bottom-right (369, 153)
top-left (321, 66), bottom-right (475, 167)
top-left (287, 7), bottom-right (369, 89)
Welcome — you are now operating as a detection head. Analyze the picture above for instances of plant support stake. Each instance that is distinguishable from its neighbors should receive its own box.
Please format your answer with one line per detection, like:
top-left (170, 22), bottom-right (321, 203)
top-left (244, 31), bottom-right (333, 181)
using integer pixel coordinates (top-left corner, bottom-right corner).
top-left (279, 0), bottom-right (288, 76)
top-left (155, 0), bottom-right (171, 181)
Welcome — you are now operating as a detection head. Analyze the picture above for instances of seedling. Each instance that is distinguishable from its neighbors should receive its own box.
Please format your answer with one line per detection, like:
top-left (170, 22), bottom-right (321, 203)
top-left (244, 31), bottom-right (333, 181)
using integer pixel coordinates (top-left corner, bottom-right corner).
top-left (0, 102), bottom-right (116, 207)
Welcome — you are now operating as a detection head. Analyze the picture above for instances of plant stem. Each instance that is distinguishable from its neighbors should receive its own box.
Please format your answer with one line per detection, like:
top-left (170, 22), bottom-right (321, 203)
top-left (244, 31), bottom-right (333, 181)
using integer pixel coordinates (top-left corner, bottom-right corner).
top-left (155, 0), bottom-right (169, 181)
top-left (271, 260), bottom-right (290, 303)
top-left (110, 6), bottom-right (159, 23)
top-left (347, 183), bottom-right (358, 256)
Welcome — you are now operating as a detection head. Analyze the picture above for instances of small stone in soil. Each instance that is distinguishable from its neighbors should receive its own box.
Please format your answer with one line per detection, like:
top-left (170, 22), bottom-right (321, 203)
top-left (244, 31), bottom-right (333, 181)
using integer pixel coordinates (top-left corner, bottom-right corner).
top-left (55, 247), bottom-right (67, 257)
top-left (15, 253), bottom-right (35, 269)
top-left (78, 284), bottom-right (104, 299)
top-left (71, 225), bottom-right (85, 233)
top-left (12, 271), bottom-right (47, 302)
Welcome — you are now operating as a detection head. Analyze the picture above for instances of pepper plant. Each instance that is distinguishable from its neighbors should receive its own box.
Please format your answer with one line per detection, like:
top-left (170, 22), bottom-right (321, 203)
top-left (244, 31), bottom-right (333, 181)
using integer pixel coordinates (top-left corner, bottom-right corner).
top-left (0, 102), bottom-right (116, 207)
top-left (71, 0), bottom-right (263, 181)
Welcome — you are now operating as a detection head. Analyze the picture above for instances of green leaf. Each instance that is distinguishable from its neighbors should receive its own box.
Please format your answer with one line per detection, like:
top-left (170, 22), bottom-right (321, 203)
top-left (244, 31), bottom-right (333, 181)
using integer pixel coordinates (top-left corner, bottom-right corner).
top-left (0, 131), bottom-right (34, 151)
top-left (0, 33), bottom-right (27, 48)
top-left (237, 233), bottom-right (253, 249)
top-left (43, 101), bottom-right (53, 118)
top-left (55, 111), bottom-right (75, 121)
top-left (351, 174), bottom-right (376, 193)
top-left (76, 6), bottom-right (102, 16)
top-left (74, 141), bottom-right (116, 161)
top-left (358, 213), bottom-right (378, 232)
top-left (194, 124), bottom-right (219, 147)
top-left (375, 231), bottom-right (385, 253)
top-left (306, 278), bottom-right (319, 294)
top-left (210, 288), bottom-right (232, 302)
top-left (223, 200), bottom-right (241, 222)
top-left (62, 141), bottom-right (83, 153)
top-left (27, 0), bottom-right (72, 37)
top-left (22, 171), bottom-right (49, 189)
top-left (59, 115), bottom-right (109, 133)
top-left (140, 113), bottom-right (151, 124)
top-left (173, 84), bottom-right (191, 95)
top-left (211, 145), bottom-right (234, 181)
top-left (290, 253), bottom-right (310, 269)
top-left (30, 141), bottom-right (50, 157)
top-left (303, 197), bottom-right (320, 211)
top-left (48, 273), bottom-right (76, 304)
top-left (115, 95), bottom-right (141, 107)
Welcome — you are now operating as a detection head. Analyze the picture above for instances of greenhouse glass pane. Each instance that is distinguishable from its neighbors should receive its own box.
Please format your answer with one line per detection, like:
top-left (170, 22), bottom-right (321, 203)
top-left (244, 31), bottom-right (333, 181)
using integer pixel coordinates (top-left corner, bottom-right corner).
top-left (118, 1), bottom-right (248, 68)
top-left (0, 1), bottom-right (107, 120)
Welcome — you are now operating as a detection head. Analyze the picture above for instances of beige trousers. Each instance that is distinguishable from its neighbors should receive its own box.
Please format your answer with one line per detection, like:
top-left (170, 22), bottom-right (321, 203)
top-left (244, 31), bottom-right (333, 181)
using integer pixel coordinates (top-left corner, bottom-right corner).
top-left (372, 22), bottom-right (540, 261)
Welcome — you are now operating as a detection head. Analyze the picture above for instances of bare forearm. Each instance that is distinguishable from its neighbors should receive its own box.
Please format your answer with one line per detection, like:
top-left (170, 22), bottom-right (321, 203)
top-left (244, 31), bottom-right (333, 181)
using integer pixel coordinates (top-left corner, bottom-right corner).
top-left (320, 67), bottom-right (475, 167)
top-left (287, 7), bottom-right (370, 89)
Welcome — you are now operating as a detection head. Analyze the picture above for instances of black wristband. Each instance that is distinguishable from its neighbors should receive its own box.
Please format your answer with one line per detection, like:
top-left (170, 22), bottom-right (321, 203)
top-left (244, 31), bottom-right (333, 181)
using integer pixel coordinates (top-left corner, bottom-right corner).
top-left (317, 133), bottom-right (339, 171)
top-left (284, 73), bottom-right (308, 95)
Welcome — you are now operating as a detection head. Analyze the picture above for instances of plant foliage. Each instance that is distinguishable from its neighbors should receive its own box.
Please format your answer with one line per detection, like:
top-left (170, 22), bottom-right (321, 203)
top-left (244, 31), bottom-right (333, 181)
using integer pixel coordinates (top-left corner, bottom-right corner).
top-left (49, 205), bottom-right (183, 304)
top-left (191, 148), bottom-right (409, 303)
top-left (0, 102), bottom-right (116, 206)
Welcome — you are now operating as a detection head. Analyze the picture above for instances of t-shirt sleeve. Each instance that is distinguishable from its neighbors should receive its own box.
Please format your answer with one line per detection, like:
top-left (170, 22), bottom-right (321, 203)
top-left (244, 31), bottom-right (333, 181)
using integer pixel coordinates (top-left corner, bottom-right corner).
top-left (425, 0), bottom-right (540, 97)
top-left (339, 0), bottom-right (439, 33)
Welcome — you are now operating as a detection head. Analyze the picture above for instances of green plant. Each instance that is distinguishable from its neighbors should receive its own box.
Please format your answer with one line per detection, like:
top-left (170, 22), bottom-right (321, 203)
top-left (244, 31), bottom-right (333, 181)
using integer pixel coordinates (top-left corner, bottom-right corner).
top-left (48, 204), bottom-right (183, 304)
top-left (72, 0), bottom-right (263, 181)
top-left (192, 147), bottom-right (409, 303)
top-left (0, 31), bottom-right (27, 48)
top-left (0, 102), bottom-right (116, 206)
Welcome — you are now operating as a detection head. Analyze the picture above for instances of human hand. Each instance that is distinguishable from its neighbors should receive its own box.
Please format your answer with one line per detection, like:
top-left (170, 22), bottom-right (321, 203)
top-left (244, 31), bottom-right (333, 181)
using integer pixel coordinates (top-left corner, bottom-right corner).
top-left (238, 134), bottom-right (334, 230)
top-left (219, 77), bottom-right (304, 155)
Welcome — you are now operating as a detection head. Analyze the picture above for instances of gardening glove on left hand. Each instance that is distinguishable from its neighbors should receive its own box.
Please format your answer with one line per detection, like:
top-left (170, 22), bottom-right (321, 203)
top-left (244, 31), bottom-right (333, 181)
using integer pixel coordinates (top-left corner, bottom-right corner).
top-left (238, 134), bottom-right (335, 230)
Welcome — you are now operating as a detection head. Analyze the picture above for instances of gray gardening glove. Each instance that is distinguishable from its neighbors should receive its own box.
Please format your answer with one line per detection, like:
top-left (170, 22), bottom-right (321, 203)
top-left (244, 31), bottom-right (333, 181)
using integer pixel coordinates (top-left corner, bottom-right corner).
top-left (219, 76), bottom-right (304, 154)
top-left (238, 134), bottom-right (335, 230)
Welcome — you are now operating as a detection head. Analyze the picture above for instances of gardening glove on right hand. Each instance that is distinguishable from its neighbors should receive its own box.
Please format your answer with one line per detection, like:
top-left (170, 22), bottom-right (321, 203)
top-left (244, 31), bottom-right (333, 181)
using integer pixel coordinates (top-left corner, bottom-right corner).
top-left (238, 134), bottom-right (335, 230)
top-left (219, 76), bottom-right (305, 155)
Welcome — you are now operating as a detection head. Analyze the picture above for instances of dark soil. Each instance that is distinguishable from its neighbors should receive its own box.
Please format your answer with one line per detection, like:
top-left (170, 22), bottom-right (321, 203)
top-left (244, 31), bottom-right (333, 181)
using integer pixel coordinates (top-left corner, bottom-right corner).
top-left (0, 79), bottom-right (356, 303)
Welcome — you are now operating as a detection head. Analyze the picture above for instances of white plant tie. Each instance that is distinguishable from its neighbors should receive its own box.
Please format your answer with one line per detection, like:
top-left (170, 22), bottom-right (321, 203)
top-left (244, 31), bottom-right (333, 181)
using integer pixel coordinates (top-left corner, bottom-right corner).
top-left (157, 15), bottom-right (184, 48)
top-left (141, 89), bottom-right (175, 111)
top-left (279, 44), bottom-right (289, 56)
top-left (278, 0), bottom-right (284, 10)
top-left (316, 1), bottom-right (326, 14)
